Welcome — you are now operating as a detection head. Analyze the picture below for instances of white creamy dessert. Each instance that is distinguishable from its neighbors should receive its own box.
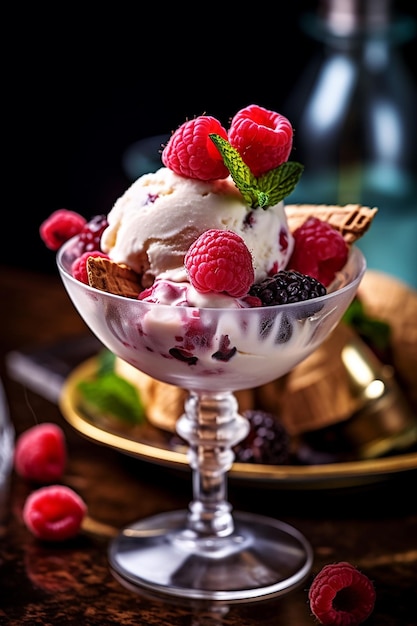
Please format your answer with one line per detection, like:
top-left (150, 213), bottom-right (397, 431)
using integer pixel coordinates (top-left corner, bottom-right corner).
top-left (101, 167), bottom-right (294, 288)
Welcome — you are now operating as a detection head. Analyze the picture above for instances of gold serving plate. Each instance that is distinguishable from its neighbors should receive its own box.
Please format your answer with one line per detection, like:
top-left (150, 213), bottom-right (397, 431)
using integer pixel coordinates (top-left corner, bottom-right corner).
top-left (59, 356), bottom-right (417, 490)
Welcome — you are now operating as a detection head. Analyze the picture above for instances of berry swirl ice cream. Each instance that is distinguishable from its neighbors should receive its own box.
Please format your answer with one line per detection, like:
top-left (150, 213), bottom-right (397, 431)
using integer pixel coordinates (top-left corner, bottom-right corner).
top-left (100, 167), bottom-right (293, 288)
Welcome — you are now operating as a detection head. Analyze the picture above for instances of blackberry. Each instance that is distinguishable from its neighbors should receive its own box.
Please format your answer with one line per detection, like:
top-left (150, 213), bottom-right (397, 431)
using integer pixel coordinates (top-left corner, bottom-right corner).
top-left (249, 270), bottom-right (327, 306)
top-left (233, 410), bottom-right (291, 465)
top-left (78, 214), bottom-right (108, 253)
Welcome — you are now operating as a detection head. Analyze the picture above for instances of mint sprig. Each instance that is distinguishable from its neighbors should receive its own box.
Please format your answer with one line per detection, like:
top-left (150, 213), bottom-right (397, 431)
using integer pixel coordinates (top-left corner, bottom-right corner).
top-left (209, 134), bottom-right (304, 209)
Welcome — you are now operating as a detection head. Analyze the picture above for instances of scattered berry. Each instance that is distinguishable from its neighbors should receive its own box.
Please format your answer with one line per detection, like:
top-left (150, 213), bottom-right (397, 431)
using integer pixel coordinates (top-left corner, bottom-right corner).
top-left (40, 209), bottom-right (87, 251)
top-left (309, 561), bottom-right (376, 626)
top-left (78, 214), bottom-right (108, 253)
top-left (14, 423), bottom-right (67, 484)
top-left (71, 251), bottom-right (109, 284)
top-left (233, 410), bottom-right (291, 464)
top-left (249, 270), bottom-right (326, 306)
top-left (23, 485), bottom-right (87, 542)
top-left (185, 229), bottom-right (254, 297)
top-left (228, 104), bottom-right (293, 177)
top-left (289, 217), bottom-right (349, 287)
top-left (162, 116), bottom-right (229, 181)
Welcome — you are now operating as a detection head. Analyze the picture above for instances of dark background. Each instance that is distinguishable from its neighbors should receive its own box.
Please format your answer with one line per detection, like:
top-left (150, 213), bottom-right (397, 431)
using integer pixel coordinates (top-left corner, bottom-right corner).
top-left (5, 0), bottom-right (417, 275)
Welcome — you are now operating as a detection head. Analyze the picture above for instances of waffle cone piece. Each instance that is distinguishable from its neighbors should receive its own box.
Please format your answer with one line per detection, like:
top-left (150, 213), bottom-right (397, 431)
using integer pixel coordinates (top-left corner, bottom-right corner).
top-left (87, 256), bottom-right (141, 298)
top-left (255, 323), bottom-right (363, 435)
top-left (286, 203), bottom-right (378, 243)
top-left (358, 271), bottom-right (417, 412)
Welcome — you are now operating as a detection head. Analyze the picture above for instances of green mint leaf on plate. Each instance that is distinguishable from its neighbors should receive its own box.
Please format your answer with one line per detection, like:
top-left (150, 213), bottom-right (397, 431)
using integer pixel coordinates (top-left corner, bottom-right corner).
top-left (209, 134), bottom-right (304, 209)
top-left (77, 355), bottom-right (146, 425)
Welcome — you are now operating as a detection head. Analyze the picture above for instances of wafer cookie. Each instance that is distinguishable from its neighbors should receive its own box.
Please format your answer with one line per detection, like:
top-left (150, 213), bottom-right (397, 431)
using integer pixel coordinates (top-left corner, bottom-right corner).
top-left (87, 256), bottom-right (141, 298)
top-left (285, 204), bottom-right (378, 244)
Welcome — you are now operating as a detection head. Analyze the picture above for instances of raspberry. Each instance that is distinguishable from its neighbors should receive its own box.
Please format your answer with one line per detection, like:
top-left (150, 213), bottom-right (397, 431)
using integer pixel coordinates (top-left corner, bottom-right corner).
top-left (233, 410), bottom-right (291, 464)
top-left (78, 214), bottom-right (108, 253)
top-left (162, 116), bottom-right (229, 181)
top-left (23, 485), bottom-right (87, 542)
top-left (309, 562), bottom-right (376, 625)
top-left (40, 209), bottom-right (87, 251)
top-left (14, 423), bottom-right (67, 484)
top-left (228, 104), bottom-right (293, 177)
top-left (185, 229), bottom-right (255, 297)
top-left (71, 251), bottom-right (109, 284)
top-left (249, 270), bottom-right (327, 306)
top-left (288, 217), bottom-right (349, 287)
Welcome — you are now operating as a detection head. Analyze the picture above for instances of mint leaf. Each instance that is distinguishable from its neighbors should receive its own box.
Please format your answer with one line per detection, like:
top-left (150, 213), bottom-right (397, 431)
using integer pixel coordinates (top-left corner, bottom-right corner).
top-left (209, 134), bottom-right (259, 206)
top-left (257, 161), bottom-right (304, 207)
top-left (209, 134), bottom-right (304, 209)
top-left (77, 371), bottom-right (146, 424)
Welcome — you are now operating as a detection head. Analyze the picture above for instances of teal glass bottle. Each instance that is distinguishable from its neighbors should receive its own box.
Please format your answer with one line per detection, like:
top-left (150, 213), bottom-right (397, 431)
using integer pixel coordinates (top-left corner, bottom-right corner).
top-left (284, 0), bottom-right (417, 289)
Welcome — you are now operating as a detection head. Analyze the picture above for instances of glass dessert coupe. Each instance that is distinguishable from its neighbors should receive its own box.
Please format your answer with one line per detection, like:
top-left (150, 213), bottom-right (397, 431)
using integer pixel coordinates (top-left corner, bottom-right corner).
top-left (57, 236), bottom-right (366, 603)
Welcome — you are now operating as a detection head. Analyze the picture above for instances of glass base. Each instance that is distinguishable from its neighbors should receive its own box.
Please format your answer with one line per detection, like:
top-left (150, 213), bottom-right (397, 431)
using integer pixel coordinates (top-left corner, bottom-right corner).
top-left (108, 509), bottom-right (313, 602)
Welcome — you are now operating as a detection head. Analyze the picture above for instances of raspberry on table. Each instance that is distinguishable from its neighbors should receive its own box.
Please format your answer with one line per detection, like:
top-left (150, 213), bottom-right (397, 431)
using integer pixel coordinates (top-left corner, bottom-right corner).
top-left (249, 270), bottom-right (327, 306)
top-left (39, 209), bottom-right (87, 251)
top-left (71, 251), bottom-right (109, 284)
top-left (23, 485), bottom-right (87, 542)
top-left (185, 229), bottom-right (255, 298)
top-left (309, 561), bottom-right (376, 625)
top-left (14, 422), bottom-right (67, 484)
top-left (288, 217), bottom-right (349, 287)
top-left (228, 104), bottom-right (293, 177)
top-left (162, 116), bottom-right (230, 181)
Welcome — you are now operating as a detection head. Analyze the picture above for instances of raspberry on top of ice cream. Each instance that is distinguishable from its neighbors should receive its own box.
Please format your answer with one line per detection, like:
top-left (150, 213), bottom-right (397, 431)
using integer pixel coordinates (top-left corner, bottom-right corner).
top-left (100, 105), bottom-right (304, 291)
top-left (161, 104), bottom-right (297, 186)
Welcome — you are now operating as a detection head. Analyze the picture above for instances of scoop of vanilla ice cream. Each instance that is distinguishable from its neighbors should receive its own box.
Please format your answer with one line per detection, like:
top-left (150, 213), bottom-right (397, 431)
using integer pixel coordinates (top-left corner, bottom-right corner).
top-left (101, 167), bottom-right (294, 287)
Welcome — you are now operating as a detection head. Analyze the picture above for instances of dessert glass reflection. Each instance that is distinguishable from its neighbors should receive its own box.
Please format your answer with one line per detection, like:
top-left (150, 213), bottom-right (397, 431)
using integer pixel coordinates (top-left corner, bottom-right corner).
top-left (57, 236), bottom-right (366, 602)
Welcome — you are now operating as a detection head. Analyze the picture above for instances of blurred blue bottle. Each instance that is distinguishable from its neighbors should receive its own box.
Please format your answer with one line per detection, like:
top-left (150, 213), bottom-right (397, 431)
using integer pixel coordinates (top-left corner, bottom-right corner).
top-left (284, 0), bottom-right (417, 289)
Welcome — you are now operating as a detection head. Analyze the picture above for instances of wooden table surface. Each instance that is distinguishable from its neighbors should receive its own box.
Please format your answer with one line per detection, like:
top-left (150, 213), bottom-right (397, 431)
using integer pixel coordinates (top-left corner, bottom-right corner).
top-left (1, 266), bottom-right (416, 626)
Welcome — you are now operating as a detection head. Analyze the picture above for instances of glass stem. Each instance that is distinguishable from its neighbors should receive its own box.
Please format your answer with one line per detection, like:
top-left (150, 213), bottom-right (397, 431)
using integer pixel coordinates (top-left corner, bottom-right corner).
top-left (176, 391), bottom-right (249, 538)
